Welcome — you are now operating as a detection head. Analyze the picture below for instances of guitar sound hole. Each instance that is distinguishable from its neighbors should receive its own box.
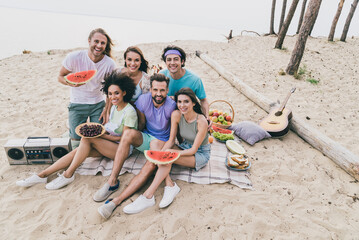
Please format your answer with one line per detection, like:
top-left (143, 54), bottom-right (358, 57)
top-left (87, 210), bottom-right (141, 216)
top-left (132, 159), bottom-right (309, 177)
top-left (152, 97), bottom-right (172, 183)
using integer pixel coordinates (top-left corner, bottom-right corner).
top-left (275, 111), bottom-right (282, 116)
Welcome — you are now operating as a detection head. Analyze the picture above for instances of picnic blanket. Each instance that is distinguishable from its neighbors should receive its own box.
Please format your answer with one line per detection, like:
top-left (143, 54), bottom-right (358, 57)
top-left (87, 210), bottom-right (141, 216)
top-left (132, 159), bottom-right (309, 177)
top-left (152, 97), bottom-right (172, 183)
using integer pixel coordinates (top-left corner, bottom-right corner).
top-left (76, 139), bottom-right (252, 189)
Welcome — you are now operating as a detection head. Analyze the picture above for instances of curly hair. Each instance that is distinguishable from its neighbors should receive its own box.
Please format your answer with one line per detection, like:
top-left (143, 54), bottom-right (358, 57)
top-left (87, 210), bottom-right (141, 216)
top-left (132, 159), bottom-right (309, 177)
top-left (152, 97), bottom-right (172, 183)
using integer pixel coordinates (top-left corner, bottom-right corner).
top-left (124, 46), bottom-right (149, 73)
top-left (102, 71), bottom-right (136, 103)
top-left (174, 87), bottom-right (204, 116)
top-left (88, 28), bottom-right (114, 59)
top-left (161, 45), bottom-right (186, 67)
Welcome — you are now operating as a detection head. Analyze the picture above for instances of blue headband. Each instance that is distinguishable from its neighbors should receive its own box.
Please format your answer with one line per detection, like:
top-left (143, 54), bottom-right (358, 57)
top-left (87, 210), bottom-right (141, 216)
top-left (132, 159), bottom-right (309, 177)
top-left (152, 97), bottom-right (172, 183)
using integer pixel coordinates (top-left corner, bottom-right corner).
top-left (164, 49), bottom-right (182, 57)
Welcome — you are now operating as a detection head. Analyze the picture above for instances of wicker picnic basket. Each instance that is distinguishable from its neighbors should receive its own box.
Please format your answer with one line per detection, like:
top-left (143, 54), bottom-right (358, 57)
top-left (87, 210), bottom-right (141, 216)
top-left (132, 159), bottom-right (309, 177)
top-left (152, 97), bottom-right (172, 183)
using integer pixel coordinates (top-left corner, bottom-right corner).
top-left (208, 100), bottom-right (234, 129)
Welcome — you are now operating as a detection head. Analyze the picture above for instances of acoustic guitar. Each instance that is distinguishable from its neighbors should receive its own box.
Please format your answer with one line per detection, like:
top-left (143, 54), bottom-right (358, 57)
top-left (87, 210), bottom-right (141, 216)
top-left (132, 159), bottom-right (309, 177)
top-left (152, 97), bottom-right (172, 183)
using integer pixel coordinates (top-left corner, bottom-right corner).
top-left (259, 87), bottom-right (296, 137)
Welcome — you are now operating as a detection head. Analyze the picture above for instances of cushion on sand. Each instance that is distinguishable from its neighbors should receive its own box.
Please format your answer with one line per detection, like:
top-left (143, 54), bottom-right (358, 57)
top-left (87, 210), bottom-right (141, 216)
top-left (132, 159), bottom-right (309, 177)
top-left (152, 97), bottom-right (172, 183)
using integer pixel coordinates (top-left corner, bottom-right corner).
top-left (229, 121), bottom-right (271, 145)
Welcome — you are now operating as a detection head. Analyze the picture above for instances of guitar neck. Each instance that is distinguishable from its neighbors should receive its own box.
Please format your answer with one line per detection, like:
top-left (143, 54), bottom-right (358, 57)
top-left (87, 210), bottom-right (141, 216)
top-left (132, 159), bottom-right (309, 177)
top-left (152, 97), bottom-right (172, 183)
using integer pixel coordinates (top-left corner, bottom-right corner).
top-left (278, 87), bottom-right (296, 113)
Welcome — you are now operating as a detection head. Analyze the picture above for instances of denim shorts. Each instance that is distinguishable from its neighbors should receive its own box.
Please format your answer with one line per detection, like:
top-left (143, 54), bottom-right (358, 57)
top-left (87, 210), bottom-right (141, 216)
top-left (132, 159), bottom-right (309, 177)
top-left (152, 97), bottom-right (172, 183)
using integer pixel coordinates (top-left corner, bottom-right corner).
top-left (68, 101), bottom-right (105, 139)
top-left (178, 140), bottom-right (211, 171)
top-left (135, 132), bottom-right (157, 152)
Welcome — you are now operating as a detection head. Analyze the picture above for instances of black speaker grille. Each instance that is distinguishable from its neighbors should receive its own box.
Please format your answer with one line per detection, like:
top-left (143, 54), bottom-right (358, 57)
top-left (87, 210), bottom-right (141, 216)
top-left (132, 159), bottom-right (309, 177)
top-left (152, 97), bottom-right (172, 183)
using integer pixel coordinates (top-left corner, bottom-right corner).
top-left (8, 148), bottom-right (24, 160)
top-left (52, 147), bottom-right (69, 158)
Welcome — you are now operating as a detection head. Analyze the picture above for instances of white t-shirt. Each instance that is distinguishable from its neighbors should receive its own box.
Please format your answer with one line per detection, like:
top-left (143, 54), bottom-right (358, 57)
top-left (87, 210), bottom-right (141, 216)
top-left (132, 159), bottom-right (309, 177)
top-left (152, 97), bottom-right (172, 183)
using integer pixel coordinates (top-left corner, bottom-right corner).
top-left (62, 50), bottom-right (116, 104)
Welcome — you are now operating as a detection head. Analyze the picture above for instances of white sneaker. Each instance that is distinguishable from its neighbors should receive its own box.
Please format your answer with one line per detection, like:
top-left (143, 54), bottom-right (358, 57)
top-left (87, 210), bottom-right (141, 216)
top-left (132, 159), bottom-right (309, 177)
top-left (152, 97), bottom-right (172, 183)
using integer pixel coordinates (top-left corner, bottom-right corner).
top-left (123, 195), bottom-right (155, 214)
top-left (159, 182), bottom-right (181, 208)
top-left (16, 174), bottom-right (47, 187)
top-left (45, 173), bottom-right (74, 190)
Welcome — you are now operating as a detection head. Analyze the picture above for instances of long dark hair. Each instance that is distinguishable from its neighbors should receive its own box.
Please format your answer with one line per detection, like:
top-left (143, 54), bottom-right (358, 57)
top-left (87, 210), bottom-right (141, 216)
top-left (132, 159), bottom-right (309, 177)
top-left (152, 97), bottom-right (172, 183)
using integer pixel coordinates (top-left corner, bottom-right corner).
top-left (102, 71), bottom-right (136, 103)
top-left (174, 88), bottom-right (204, 115)
top-left (88, 28), bottom-right (114, 58)
top-left (124, 46), bottom-right (149, 73)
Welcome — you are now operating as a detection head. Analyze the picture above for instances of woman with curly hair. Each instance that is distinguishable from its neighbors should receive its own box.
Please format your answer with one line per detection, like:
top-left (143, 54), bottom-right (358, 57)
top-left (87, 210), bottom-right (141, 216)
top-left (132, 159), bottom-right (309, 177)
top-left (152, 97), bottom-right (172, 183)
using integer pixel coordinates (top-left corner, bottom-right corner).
top-left (16, 71), bottom-right (138, 190)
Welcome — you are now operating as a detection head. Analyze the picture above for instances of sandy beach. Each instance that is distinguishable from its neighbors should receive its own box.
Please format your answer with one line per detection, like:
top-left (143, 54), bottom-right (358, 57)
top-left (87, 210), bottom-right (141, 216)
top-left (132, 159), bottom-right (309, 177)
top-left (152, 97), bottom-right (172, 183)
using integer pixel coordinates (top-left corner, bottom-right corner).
top-left (1, 35), bottom-right (359, 239)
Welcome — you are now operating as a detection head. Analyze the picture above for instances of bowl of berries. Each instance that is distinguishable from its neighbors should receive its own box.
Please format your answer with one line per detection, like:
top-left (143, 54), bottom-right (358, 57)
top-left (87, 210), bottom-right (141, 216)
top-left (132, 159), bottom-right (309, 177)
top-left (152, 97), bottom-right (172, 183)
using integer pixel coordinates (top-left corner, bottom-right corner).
top-left (75, 122), bottom-right (105, 138)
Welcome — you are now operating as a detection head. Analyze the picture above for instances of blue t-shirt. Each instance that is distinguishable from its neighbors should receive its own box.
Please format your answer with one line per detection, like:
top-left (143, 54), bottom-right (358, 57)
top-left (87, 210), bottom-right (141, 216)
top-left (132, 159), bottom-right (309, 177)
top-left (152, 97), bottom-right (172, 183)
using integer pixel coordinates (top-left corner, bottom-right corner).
top-left (135, 92), bottom-right (176, 142)
top-left (160, 69), bottom-right (207, 100)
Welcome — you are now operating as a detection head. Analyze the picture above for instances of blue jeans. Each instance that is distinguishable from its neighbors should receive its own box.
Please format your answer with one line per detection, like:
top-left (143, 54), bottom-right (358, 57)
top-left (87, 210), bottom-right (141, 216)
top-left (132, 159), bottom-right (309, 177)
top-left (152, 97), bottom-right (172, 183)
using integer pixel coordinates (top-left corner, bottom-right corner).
top-left (178, 140), bottom-right (211, 171)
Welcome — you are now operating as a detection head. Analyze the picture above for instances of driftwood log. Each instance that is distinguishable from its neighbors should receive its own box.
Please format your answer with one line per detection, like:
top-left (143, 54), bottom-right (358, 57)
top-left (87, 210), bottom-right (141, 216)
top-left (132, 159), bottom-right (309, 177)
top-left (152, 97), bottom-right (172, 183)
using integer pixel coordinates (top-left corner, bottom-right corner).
top-left (196, 50), bottom-right (359, 181)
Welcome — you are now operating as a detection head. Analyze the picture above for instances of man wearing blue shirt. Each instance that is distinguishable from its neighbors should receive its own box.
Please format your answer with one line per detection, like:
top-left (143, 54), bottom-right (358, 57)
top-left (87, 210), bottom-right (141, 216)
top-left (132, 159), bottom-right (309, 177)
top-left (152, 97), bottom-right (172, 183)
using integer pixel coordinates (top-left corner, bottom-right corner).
top-left (159, 45), bottom-right (209, 118)
top-left (97, 73), bottom-right (177, 219)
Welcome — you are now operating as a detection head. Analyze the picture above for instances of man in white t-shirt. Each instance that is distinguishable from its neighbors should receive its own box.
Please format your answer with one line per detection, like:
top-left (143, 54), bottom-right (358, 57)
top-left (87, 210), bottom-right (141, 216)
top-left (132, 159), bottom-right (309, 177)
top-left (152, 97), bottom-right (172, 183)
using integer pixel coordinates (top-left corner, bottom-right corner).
top-left (58, 28), bottom-right (116, 147)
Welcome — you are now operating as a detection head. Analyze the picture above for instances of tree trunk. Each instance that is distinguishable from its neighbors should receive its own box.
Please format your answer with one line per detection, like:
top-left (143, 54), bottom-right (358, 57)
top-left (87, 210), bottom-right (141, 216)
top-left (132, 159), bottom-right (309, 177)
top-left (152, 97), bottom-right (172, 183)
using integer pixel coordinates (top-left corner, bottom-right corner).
top-left (286, 0), bottom-right (322, 75)
top-left (340, 0), bottom-right (359, 41)
top-left (328, 0), bottom-right (346, 41)
top-left (196, 50), bottom-right (359, 181)
top-left (270, 0), bottom-right (277, 34)
top-left (309, 5), bottom-right (320, 36)
top-left (275, 0), bottom-right (300, 49)
top-left (279, 0), bottom-right (288, 31)
top-left (296, 0), bottom-right (308, 34)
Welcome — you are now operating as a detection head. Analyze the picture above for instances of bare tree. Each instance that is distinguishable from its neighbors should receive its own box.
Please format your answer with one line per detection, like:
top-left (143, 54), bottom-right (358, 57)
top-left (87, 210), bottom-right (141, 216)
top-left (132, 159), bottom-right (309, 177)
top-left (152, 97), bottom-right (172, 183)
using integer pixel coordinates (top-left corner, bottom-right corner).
top-left (340, 0), bottom-right (359, 41)
top-left (279, 0), bottom-right (288, 31)
top-left (275, 0), bottom-right (300, 49)
top-left (296, 0), bottom-right (308, 34)
top-left (270, 0), bottom-right (277, 34)
top-left (286, 0), bottom-right (323, 75)
top-left (329, 0), bottom-right (346, 41)
top-left (309, 4), bottom-right (321, 36)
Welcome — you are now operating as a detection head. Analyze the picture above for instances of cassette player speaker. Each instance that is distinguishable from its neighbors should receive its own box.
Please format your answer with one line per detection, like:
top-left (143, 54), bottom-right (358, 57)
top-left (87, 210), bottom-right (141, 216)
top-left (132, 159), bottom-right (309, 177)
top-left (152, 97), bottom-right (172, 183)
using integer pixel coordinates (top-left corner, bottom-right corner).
top-left (4, 137), bottom-right (72, 165)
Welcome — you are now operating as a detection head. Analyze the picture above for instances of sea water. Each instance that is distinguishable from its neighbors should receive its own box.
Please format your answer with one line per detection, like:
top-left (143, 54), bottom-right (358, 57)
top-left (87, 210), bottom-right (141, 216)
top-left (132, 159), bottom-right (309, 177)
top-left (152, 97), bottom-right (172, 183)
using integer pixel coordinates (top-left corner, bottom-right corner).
top-left (0, 7), bottom-right (225, 60)
top-left (0, 0), bottom-right (358, 60)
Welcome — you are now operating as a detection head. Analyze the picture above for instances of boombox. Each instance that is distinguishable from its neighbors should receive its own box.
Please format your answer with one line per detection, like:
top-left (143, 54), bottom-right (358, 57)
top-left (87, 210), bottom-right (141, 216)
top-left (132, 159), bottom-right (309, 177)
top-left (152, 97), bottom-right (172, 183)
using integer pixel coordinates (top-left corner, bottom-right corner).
top-left (4, 137), bottom-right (72, 165)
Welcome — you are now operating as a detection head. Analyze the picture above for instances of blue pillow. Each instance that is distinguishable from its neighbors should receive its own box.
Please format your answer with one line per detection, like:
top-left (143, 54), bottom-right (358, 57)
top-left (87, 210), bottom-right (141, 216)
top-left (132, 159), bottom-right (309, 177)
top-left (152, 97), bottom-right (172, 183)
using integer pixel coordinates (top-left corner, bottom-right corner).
top-left (229, 121), bottom-right (271, 145)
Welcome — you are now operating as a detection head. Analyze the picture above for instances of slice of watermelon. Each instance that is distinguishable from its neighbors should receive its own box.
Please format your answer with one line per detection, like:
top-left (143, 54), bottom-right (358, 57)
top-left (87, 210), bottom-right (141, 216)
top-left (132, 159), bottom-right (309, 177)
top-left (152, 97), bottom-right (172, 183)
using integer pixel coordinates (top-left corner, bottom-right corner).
top-left (212, 125), bottom-right (233, 134)
top-left (65, 70), bottom-right (97, 85)
top-left (144, 150), bottom-right (180, 165)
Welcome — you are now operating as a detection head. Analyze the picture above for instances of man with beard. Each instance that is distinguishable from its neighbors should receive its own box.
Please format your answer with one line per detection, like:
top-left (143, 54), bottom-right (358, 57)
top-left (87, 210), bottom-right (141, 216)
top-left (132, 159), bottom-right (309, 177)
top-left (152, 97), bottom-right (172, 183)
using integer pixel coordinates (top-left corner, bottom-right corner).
top-left (96, 73), bottom-right (177, 219)
top-left (58, 28), bottom-right (116, 148)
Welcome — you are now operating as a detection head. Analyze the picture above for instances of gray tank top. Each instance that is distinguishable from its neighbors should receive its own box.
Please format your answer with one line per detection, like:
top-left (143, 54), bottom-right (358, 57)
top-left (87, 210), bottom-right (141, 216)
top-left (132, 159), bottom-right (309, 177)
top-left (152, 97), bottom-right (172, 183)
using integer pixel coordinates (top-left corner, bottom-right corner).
top-left (179, 114), bottom-right (209, 146)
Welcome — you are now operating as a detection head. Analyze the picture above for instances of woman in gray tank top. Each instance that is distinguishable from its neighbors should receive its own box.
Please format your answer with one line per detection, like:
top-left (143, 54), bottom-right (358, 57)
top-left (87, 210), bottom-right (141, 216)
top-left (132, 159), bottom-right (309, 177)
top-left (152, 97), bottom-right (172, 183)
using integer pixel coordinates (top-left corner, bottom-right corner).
top-left (122, 88), bottom-right (211, 214)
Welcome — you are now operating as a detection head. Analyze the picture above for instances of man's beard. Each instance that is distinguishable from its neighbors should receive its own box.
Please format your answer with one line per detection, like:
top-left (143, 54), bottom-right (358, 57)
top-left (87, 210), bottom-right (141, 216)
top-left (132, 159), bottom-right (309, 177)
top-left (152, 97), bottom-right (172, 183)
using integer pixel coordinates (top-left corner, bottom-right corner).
top-left (152, 95), bottom-right (165, 104)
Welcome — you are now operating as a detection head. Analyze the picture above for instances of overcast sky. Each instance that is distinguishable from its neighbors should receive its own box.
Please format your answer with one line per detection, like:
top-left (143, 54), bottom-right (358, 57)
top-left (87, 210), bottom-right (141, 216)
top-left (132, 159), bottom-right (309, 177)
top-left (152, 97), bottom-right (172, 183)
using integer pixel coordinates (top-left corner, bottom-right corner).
top-left (1, 0), bottom-right (358, 36)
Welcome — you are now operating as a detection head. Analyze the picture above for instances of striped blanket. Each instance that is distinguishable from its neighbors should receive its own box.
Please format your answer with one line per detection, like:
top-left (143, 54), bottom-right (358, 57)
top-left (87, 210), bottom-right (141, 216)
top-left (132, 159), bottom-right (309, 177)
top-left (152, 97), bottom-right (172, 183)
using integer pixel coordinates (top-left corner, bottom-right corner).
top-left (76, 140), bottom-right (252, 189)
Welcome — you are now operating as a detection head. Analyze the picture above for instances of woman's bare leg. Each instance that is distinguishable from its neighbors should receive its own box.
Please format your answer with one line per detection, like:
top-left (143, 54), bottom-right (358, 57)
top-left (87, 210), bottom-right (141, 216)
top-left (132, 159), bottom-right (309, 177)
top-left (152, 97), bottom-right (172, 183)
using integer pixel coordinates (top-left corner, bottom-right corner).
top-left (142, 146), bottom-right (196, 198)
top-left (143, 163), bottom-right (172, 198)
top-left (38, 149), bottom-right (78, 178)
top-left (63, 137), bottom-right (119, 178)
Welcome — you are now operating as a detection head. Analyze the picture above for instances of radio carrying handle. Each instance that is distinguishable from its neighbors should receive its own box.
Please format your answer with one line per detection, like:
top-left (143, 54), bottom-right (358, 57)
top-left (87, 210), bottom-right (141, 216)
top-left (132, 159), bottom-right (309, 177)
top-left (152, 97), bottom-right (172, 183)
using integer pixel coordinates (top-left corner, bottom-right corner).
top-left (26, 137), bottom-right (51, 143)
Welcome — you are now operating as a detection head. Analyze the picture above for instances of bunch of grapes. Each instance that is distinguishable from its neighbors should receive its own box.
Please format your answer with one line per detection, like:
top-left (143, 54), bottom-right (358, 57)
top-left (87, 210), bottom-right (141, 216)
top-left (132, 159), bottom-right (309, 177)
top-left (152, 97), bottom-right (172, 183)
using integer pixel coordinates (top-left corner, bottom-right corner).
top-left (212, 132), bottom-right (234, 141)
top-left (79, 124), bottom-right (103, 137)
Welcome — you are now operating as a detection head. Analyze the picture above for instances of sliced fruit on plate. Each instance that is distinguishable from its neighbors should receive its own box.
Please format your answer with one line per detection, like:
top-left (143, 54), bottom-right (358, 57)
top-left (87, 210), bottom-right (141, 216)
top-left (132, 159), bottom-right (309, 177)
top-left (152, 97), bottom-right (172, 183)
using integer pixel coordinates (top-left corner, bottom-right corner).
top-left (226, 140), bottom-right (246, 155)
top-left (212, 132), bottom-right (234, 142)
top-left (212, 125), bottom-right (233, 134)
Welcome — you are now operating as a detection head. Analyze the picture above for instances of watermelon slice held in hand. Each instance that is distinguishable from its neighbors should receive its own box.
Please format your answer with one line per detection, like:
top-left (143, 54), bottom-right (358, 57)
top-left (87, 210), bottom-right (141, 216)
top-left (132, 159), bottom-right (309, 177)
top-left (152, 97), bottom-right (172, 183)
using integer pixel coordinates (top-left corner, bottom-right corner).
top-left (144, 150), bottom-right (180, 165)
top-left (65, 70), bottom-right (97, 85)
